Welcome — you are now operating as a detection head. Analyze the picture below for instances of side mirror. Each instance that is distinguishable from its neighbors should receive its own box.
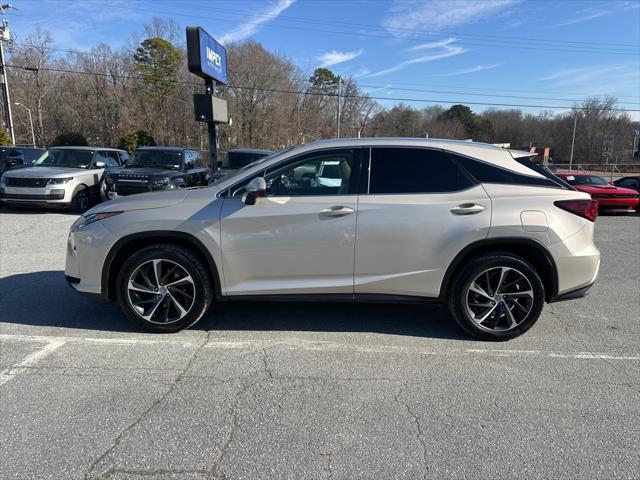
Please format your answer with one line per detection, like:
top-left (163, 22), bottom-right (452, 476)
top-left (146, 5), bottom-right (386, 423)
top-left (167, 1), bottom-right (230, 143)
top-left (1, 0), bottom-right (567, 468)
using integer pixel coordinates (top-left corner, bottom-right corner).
top-left (216, 160), bottom-right (223, 169)
top-left (95, 161), bottom-right (105, 169)
top-left (242, 177), bottom-right (267, 205)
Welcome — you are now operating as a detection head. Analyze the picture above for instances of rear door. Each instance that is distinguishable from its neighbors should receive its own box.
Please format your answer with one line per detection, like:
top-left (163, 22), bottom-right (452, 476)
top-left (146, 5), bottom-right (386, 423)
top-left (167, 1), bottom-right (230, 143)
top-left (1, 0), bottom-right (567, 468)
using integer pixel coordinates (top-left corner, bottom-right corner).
top-left (354, 147), bottom-right (491, 298)
top-left (220, 148), bottom-right (362, 296)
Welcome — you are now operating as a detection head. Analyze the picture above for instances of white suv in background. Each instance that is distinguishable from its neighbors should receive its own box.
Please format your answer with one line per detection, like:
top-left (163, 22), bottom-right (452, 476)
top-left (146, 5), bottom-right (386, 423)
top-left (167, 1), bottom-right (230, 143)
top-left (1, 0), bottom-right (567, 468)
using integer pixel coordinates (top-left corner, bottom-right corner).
top-left (65, 138), bottom-right (600, 340)
top-left (0, 146), bottom-right (127, 212)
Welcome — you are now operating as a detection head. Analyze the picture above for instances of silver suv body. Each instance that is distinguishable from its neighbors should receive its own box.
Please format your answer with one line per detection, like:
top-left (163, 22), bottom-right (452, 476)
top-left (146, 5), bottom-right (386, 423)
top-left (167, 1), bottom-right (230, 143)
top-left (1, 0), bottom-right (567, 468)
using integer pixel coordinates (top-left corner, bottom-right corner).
top-left (0, 146), bottom-right (127, 212)
top-left (65, 138), bottom-right (600, 340)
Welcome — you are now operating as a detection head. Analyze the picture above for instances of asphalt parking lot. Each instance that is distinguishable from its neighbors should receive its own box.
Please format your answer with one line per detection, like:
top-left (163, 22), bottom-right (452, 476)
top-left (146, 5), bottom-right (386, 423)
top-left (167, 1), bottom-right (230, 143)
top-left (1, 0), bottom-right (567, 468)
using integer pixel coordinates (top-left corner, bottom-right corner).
top-left (0, 206), bottom-right (638, 480)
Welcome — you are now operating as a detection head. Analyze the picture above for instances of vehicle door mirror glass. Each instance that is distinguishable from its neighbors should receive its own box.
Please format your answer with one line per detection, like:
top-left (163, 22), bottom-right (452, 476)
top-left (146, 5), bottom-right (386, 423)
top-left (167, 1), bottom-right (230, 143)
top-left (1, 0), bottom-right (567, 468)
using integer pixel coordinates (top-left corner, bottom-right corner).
top-left (242, 177), bottom-right (267, 205)
top-left (95, 161), bottom-right (106, 169)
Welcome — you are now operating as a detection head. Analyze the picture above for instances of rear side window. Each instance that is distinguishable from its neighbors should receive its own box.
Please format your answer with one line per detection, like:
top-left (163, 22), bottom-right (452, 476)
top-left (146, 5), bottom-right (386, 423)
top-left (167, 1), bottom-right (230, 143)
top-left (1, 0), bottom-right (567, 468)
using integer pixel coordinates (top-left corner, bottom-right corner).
top-left (449, 153), bottom-right (563, 189)
top-left (369, 148), bottom-right (475, 194)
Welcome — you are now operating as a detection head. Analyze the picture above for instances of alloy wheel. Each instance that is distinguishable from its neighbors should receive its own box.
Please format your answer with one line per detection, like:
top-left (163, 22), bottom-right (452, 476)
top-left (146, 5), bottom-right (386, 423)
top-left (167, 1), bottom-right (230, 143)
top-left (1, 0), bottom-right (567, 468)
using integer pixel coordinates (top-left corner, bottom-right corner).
top-left (127, 259), bottom-right (196, 324)
top-left (465, 266), bottom-right (534, 332)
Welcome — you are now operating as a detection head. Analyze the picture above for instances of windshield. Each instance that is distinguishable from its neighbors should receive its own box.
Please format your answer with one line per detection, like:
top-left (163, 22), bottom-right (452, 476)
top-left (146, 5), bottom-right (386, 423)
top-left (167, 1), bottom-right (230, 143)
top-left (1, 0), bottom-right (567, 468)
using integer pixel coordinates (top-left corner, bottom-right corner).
top-left (126, 150), bottom-right (182, 170)
top-left (226, 151), bottom-right (271, 169)
top-left (35, 149), bottom-right (93, 169)
top-left (565, 175), bottom-right (608, 186)
top-left (210, 147), bottom-right (295, 185)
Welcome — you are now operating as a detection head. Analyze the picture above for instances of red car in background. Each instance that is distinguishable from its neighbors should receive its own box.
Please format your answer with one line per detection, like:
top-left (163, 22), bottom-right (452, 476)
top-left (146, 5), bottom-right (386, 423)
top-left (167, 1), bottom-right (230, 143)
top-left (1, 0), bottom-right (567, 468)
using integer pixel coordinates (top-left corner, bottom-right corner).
top-left (556, 173), bottom-right (639, 212)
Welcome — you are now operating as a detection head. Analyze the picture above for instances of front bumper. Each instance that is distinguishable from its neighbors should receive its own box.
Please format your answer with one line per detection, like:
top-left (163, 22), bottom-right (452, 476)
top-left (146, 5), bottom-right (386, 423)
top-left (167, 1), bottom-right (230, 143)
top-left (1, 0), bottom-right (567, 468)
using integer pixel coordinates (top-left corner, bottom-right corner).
top-left (65, 220), bottom-right (119, 296)
top-left (593, 196), bottom-right (639, 211)
top-left (0, 185), bottom-right (71, 205)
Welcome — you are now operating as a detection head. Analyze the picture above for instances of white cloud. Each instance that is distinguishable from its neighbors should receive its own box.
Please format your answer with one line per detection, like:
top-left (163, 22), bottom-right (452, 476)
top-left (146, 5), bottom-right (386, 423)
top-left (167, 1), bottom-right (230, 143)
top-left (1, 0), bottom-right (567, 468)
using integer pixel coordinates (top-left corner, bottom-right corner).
top-left (409, 38), bottom-right (457, 51)
top-left (547, 11), bottom-right (609, 28)
top-left (440, 63), bottom-right (503, 76)
top-left (383, 0), bottom-right (520, 35)
top-left (367, 44), bottom-right (466, 78)
top-left (318, 49), bottom-right (364, 68)
top-left (219, 0), bottom-right (295, 45)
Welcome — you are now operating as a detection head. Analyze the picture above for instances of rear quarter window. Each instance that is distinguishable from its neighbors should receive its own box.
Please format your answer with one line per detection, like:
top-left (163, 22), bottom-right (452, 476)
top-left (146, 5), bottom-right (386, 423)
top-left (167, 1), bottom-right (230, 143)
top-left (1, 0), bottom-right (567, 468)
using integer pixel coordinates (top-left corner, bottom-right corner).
top-left (449, 153), bottom-right (565, 189)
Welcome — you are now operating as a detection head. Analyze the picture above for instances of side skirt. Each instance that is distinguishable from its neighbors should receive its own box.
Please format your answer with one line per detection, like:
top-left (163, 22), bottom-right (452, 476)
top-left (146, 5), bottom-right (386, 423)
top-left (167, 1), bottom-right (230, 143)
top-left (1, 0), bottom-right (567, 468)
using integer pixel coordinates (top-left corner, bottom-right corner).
top-left (220, 293), bottom-right (443, 304)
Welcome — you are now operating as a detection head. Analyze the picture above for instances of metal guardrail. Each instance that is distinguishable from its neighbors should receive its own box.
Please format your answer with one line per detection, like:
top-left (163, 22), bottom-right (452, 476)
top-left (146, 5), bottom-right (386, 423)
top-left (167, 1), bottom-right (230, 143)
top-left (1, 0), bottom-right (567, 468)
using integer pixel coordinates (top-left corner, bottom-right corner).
top-left (550, 163), bottom-right (640, 180)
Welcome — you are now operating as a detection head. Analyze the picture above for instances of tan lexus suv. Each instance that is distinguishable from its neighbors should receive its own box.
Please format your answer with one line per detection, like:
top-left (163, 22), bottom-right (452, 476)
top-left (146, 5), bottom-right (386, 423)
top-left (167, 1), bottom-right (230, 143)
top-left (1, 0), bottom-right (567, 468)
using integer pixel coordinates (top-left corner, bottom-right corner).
top-left (65, 138), bottom-right (600, 340)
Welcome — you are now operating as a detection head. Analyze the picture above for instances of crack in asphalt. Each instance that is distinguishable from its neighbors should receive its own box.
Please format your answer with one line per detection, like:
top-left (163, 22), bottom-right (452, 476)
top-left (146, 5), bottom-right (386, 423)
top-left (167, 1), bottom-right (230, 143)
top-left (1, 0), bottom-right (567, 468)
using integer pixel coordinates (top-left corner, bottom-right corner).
top-left (548, 306), bottom-right (640, 394)
top-left (84, 330), bottom-right (212, 480)
top-left (394, 381), bottom-right (429, 478)
top-left (102, 467), bottom-right (216, 479)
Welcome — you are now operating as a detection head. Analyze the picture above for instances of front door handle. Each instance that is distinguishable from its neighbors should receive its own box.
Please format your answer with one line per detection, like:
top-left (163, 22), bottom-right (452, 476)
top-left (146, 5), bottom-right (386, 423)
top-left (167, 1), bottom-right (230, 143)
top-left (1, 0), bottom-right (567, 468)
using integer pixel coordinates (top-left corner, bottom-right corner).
top-left (321, 205), bottom-right (355, 217)
top-left (450, 203), bottom-right (486, 215)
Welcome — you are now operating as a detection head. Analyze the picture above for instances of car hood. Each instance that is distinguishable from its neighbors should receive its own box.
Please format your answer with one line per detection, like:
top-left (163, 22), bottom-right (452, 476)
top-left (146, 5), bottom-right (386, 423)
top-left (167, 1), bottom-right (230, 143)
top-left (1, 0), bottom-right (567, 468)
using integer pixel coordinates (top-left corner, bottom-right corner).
top-left (2, 166), bottom-right (87, 178)
top-left (87, 188), bottom-right (190, 214)
top-left (573, 184), bottom-right (637, 194)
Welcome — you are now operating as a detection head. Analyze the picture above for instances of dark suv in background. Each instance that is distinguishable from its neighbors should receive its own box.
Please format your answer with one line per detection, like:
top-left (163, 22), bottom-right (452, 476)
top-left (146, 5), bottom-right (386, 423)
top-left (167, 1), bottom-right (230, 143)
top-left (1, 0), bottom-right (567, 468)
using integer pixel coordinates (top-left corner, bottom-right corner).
top-left (104, 147), bottom-right (210, 198)
top-left (0, 147), bottom-right (47, 176)
top-left (211, 148), bottom-right (273, 181)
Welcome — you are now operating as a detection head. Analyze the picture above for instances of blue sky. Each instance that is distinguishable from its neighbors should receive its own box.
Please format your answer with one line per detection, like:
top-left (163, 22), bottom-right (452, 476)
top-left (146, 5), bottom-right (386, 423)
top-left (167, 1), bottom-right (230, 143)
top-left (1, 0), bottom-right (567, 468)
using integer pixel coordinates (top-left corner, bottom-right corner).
top-left (6, 0), bottom-right (640, 119)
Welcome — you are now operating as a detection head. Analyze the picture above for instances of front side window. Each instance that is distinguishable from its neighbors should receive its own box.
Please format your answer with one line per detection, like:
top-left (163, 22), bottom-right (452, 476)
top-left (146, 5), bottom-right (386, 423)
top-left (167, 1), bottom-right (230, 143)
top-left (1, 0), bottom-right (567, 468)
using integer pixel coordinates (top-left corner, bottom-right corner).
top-left (126, 150), bottom-right (183, 170)
top-left (263, 149), bottom-right (358, 197)
top-left (369, 147), bottom-right (474, 194)
top-left (230, 149), bottom-right (358, 198)
top-left (35, 149), bottom-right (94, 169)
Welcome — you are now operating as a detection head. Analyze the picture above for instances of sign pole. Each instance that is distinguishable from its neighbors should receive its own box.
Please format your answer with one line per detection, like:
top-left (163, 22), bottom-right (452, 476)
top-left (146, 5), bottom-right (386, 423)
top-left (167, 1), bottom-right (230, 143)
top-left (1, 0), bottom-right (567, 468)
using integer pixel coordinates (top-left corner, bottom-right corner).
top-left (205, 78), bottom-right (219, 170)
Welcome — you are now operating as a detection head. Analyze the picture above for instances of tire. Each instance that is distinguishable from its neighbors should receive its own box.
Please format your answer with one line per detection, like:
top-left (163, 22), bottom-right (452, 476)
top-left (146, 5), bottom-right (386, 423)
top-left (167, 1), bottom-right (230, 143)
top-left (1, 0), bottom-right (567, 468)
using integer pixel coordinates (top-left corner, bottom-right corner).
top-left (69, 185), bottom-right (90, 213)
top-left (115, 244), bottom-right (213, 333)
top-left (448, 252), bottom-right (545, 341)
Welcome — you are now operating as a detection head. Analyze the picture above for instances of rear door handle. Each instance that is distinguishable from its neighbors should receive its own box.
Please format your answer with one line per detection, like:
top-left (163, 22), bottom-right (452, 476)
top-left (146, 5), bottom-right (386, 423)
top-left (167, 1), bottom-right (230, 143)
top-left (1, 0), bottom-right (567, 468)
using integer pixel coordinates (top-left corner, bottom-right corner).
top-left (321, 205), bottom-right (355, 217)
top-left (450, 203), bottom-right (486, 215)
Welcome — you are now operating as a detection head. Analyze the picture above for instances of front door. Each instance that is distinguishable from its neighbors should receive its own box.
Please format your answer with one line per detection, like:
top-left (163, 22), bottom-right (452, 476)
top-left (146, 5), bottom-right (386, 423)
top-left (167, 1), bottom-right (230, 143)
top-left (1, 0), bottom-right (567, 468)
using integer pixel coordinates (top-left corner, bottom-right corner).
top-left (220, 148), bottom-right (362, 296)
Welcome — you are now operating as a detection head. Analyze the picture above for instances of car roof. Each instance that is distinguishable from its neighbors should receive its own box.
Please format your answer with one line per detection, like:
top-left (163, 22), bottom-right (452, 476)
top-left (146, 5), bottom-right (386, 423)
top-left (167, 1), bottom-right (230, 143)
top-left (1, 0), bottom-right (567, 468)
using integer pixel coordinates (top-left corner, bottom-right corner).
top-left (136, 146), bottom-right (196, 152)
top-left (49, 146), bottom-right (125, 152)
top-left (228, 148), bottom-right (273, 154)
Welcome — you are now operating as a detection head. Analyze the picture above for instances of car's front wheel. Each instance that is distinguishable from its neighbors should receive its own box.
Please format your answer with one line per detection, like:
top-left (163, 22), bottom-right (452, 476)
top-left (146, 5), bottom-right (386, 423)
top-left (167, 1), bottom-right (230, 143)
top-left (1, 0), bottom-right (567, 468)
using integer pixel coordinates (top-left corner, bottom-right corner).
top-left (116, 244), bottom-right (213, 332)
top-left (448, 253), bottom-right (545, 340)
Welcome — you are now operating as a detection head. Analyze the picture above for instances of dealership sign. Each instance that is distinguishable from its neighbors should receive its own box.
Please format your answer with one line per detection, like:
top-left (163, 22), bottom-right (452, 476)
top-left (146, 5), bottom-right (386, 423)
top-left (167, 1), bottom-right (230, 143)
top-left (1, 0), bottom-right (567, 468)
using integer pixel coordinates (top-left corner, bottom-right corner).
top-left (186, 27), bottom-right (228, 85)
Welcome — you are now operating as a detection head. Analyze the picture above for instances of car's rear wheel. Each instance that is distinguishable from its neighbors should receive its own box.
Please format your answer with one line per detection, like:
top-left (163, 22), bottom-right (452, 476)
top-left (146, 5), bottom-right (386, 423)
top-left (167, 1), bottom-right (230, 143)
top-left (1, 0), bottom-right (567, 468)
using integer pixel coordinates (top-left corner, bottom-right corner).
top-left (448, 253), bottom-right (545, 340)
top-left (116, 244), bottom-right (213, 332)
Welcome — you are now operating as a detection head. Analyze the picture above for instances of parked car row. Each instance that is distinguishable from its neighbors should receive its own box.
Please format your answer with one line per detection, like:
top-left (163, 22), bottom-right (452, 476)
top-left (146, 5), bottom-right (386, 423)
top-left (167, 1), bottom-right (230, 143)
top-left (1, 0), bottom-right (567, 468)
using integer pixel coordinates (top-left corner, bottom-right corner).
top-left (1, 145), bottom-right (270, 212)
top-left (555, 173), bottom-right (639, 213)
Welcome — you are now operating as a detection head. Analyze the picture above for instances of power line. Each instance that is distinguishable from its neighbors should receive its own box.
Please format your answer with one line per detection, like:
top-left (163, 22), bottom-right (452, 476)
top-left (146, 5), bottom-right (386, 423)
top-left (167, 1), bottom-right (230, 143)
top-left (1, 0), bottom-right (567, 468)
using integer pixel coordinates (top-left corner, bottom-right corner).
top-left (114, 2), bottom-right (640, 56)
top-left (8, 42), bottom-right (640, 103)
top-left (6, 63), bottom-right (640, 112)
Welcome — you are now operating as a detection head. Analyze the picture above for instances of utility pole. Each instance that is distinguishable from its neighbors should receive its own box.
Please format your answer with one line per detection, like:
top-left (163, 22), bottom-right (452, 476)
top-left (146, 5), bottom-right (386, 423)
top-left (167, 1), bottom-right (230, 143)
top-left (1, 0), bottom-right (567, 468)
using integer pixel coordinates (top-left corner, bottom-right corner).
top-left (15, 102), bottom-right (35, 147)
top-left (336, 76), bottom-right (341, 139)
top-left (569, 114), bottom-right (577, 172)
top-left (0, 3), bottom-right (15, 145)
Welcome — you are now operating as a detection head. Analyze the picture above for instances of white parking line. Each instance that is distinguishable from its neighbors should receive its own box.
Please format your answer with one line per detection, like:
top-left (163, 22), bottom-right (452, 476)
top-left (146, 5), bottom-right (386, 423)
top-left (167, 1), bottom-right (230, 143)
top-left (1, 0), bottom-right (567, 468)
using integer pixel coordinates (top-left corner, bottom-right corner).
top-left (0, 339), bottom-right (66, 386)
top-left (1, 333), bottom-right (639, 362)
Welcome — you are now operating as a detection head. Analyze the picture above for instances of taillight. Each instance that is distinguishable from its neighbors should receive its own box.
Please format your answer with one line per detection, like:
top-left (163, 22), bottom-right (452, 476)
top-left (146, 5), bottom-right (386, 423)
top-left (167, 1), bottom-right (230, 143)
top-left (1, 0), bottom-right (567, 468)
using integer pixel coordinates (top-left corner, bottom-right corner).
top-left (554, 199), bottom-right (598, 222)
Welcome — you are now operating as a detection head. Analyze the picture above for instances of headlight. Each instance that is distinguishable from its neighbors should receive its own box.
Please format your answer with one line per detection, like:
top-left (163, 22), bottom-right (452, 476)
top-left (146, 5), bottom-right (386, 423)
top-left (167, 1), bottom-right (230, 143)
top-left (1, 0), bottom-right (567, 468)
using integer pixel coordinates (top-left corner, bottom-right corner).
top-left (71, 211), bottom-right (123, 231)
top-left (47, 177), bottom-right (73, 185)
top-left (154, 177), bottom-right (170, 186)
top-left (0, 176), bottom-right (6, 187)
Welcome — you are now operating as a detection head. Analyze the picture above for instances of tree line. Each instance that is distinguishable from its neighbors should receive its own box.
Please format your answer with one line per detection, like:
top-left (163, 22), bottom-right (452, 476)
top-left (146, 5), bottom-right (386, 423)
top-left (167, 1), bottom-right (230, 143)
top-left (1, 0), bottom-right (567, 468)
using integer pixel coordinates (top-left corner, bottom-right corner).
top-left (2, 17), bottom-right (638, 165)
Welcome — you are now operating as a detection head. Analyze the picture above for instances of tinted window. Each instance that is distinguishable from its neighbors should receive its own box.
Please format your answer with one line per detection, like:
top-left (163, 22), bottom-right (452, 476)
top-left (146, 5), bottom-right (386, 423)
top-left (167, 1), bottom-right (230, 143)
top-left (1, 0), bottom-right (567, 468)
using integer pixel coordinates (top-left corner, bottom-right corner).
top-left (126, 150), bottom-right (183, 170)
top-left (369, 148), bottom-right (474, 194)
top-left (103, 151), bottom-right (120, 167)
top-left (450, 153), bottom-right (560, 188)
top-left (618, 178), bottom-right (639, 188)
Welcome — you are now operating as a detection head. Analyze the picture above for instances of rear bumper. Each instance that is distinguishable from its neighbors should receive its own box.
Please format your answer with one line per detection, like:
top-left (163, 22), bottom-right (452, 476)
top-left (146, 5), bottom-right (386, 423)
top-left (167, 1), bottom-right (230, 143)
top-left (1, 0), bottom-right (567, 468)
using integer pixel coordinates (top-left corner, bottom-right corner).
top-left (548, 282), bottom-right (594, 303)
